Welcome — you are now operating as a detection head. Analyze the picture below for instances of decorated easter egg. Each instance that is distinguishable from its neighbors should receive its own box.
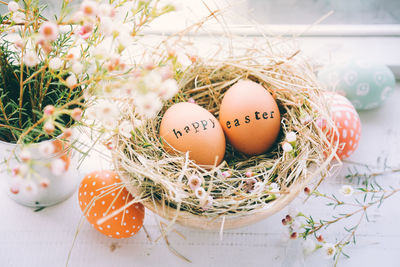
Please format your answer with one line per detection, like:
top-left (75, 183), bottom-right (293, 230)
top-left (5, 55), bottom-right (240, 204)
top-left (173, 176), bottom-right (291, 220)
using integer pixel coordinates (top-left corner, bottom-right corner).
top-left (318, 60), bottom-right (395, 110)
top-left (323, 92), bottom-right (361, 159)
top-left (219, 80), bottom-right (281, 155)
top-left (78, 170), bottom-right (145, 238)
top-left (159, 102), bottom-right (226, 166)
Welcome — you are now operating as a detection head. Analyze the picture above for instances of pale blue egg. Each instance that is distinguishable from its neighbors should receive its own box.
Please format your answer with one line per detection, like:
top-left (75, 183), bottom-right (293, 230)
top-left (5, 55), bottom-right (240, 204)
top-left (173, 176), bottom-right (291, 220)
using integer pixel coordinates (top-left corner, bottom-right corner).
top-left (318, 60), bottom-right (396, 110)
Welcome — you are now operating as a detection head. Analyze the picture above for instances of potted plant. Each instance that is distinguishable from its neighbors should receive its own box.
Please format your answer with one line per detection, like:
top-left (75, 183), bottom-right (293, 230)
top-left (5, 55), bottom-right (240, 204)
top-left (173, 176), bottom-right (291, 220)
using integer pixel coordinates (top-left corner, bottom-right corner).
top-left (0, 0), bottom-right (176, 208)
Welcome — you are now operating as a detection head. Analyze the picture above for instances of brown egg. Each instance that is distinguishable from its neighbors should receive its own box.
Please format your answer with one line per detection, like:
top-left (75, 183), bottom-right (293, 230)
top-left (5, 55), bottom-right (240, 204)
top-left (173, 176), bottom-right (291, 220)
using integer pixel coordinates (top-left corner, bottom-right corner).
top-left (219, 80), bottom-right (281, 155)
top-left (159, 102), bottom-right (226, 166)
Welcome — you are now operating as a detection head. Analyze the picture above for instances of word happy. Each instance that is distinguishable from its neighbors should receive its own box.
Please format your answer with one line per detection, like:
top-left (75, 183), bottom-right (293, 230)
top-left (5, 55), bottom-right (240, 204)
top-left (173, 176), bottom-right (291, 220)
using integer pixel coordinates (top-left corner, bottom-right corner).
top-left (173, 118), bottom-right (216, 139)
top-left (225, 111), bottom-right (275, 129)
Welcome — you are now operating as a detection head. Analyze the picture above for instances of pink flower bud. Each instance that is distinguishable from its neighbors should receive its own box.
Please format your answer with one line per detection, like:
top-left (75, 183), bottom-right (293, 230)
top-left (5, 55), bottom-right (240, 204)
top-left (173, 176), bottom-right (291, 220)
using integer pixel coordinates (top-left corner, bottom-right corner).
top-left (245, 171), bottom-right (253, 177)
top-left (44, 105), bottom-right (55, 116)
top-left (71, 108), bottom-right (82, 121)
top-left (44, 121), bottom-right (55, 134)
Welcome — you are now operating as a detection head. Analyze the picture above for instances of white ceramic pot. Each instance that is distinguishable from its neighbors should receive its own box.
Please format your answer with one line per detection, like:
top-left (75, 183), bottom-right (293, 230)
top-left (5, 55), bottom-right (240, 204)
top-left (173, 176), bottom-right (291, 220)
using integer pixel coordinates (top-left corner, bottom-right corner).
top-left (0, 136), bottom-right (80, 208)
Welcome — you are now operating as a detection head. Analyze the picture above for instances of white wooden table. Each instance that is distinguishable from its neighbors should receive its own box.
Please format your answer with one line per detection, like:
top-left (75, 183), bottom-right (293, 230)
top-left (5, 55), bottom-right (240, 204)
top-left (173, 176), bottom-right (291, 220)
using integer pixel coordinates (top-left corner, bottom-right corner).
top-left (1, 81), bottom-right (399, 267)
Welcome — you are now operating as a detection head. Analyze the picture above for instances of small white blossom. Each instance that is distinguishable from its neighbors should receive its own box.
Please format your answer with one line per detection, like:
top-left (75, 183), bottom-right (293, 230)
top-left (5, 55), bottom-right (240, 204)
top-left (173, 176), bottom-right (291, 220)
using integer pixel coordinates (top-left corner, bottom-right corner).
top-left (38, 141), bottom-right (55, 157)
top-left (322, 243), bottom-right (336, 259)
top-left (201, 195), bottom-right (213, 210)
top-left (96, 100), bottom-right (119, 120)
top-left (221, 171), bottom-right (232, 178)
top-left (303, 238), bottom-right (316, 255)
top-left (252, 182), bottom-right (264, 194)
top-left (339, 185), bottom-right (354, 197)
top-left (39, 21), bottom-right (59, 41)
top-left (50, 158), bottom-right (66, 176)
top-left (286, 131), bottom-right (297, 142)
top-left (195, 187), bottom-right (206, 200)
top-left (143, 71), bottom-right (162, 91)
top-left (188, 175), bottom-right (202, 191)
top-left (65, 74), bottom-right (77, 88)
top-left (19, 149), bottom-right (31, 162)
top-left (8, 1), bottom-right (19, 12)
top-left (133, 118), bottom-right (144, 128)
top-left (134, 92), bottom-right (162, 119)
top-left (118, 120), bottom-right (134, 138)
top-left (288, 206), bottom-right (299, 218)
top-left (158, 79), bottom-right (179, 101)
top-left (80, 0), bottom-right (98, 16)
top-left (12, 11), bottom-right (25, 23)
top-left (71, 61), bottom-right (83, 74)
top-left (49, 57), bottom-right (63, 70)
top-left (282, 142), bottom-right (293, 153)
top-left (23, 51), bottom-right (39, 67)
top-left (98, 3), bottom-right (113, 17)
top-left (23, 180), bottom-right (39, 195)
top-left (99, 17), bottom-right (113, 35)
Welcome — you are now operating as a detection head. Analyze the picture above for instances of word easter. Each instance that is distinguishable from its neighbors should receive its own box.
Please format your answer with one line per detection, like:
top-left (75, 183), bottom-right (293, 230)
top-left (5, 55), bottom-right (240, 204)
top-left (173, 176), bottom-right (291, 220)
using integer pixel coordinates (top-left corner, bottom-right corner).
top-left (225, 110), bottom-right (275, 129)
top-left (173, 118), bottom-right (216, 139)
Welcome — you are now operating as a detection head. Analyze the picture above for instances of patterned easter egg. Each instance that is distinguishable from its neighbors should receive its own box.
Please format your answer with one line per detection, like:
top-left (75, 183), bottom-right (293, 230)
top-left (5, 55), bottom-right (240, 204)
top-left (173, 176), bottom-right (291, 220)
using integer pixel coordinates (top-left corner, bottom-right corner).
top-left (323, 92), bottom-right (362, 159)
top-left (318, 60), bottom-right (395, 110)
top-left (78, 170), bottom-right (145, 238)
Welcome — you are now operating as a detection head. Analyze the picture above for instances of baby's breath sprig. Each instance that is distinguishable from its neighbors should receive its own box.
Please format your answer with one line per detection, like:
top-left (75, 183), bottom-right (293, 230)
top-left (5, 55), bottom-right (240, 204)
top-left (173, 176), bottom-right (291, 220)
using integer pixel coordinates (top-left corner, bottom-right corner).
top-left (282, 164), bottom-right (400, 266)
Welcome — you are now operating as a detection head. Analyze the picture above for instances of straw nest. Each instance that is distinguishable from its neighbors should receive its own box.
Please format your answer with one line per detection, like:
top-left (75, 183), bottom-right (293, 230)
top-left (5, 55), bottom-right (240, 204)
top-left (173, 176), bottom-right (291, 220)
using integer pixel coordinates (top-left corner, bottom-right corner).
top-left (112, 46), bottom-right (339, 230)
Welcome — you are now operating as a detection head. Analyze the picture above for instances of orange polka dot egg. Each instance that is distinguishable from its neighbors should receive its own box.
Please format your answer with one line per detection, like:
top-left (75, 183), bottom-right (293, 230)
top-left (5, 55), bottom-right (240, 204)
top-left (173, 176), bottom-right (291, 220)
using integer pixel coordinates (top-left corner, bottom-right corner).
top-left (78, 170), bottom-right (145, 238)
top-left (323, 92), bottom-right (361, 159)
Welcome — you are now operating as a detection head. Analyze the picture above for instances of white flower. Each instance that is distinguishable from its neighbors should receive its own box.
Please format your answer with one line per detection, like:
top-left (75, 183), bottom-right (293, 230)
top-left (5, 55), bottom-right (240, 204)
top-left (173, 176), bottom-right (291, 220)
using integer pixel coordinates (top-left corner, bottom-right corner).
top-left (95, 100), bottom-right (119, 120)
top-left (23, 51), bottom-right (39, 67)
top-left (252, 182), bottom-right (264, 194)
top-left (49, 57), bottom-right (63, 70)
top-left (12, 164), bottom-right (29, 178)
top-left (99, 17), bottom-right (113, 35)
top-left (98, 3), bottom-right (113, 17)
top-left (8, 1), bottom-right (19, 12)
top-left (38, 141), bottom-right (55, 157)
top-left (322, 243), bottom-right (336, 259)
top-left (102, 117), bottom-right (118, 130)
top-left (133, 118), bottom-right (144, 128)
top-left (66, 47), bottom-right (81, 61)
top-left (50, 158), bottom-right (66, 176)
top-left (65, 74), bottom-right (77, 88)
top-left (201, 195), bottom-right (213, 210)
top-left (188, 175), bottom-right (202, 191)
top-left (291, 220), bottom-right (301, 231)
top-left (143, 71), bottom-right (162, 91)
top-left (39, 21), bottom-right (59, 41)
top-left (158, 79), bottom-right (179, 101)
top-left (93, 44), bottom-right (108, 60)
top-left (288, 206), bottom-right (299, 218)
top-left (195, 187), bottom-right (206, 200)
top-left (118, 120), bottom-right (133, 138)
top-left (23, 180), bottom-right (39, 195)
top-left (134, 92), bottom-right (162, 119)
top-left (116, 33), bottom-right (132, 52)
top-left (19, 149), bottom-right (31, 162)
top-left (286, 131), bottom-right (297, 142)
top-left (12, 11), bottom-right (25, 23)
top-left (282, 142), bottom-right (293, 153)
top-left (71, 61), bottom-right (83, 74)
top-left (340, 185), bottom-right (354, 197)
top-left (303, 239), bottom-right (316, 255)
top-left (270, 182), bottom-right (279, 190)
top-left (80, 0), bottom-right (98, 16)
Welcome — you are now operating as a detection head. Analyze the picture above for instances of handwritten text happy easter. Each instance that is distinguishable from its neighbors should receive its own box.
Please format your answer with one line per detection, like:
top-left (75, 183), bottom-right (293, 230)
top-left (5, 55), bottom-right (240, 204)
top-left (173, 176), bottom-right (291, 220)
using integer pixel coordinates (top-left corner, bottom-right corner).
top-left (172, 110), bottom-right (276, 139)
